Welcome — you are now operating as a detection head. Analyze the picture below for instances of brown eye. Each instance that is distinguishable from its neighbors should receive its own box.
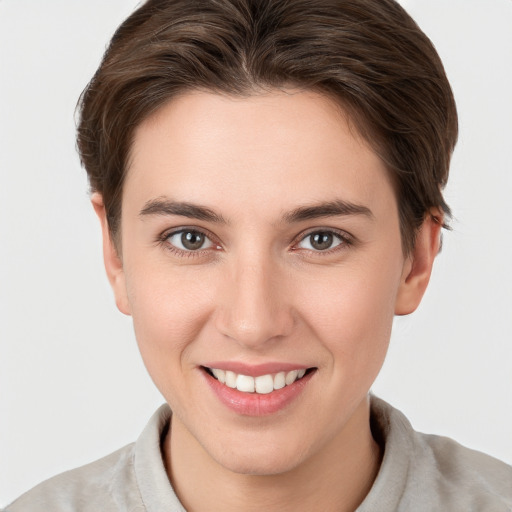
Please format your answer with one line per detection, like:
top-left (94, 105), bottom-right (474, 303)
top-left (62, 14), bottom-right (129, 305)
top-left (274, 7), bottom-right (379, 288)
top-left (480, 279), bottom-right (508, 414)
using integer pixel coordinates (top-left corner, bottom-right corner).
top-left (297, 231), bottom-right (345, 251)
top-left (167, 230), bottom-right (213, 251)
top-left (181, 231), bottom-right (205, 250)
top-left (311, 232), bottom-right (334, 250)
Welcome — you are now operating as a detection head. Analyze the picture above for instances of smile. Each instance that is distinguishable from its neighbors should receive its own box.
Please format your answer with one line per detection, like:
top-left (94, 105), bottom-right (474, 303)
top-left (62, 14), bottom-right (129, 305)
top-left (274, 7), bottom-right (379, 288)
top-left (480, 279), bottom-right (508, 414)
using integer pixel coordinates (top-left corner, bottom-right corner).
top-left (202, 364), bottom-right (317, 415)
top-left (205, 367), bottom-right (309, 394)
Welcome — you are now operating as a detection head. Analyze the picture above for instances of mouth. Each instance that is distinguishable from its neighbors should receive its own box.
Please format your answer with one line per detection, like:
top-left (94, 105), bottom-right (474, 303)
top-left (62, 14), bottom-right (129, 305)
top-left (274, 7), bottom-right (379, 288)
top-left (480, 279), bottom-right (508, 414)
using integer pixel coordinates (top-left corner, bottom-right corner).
top-left (202, 366), bottom-right (316, 394)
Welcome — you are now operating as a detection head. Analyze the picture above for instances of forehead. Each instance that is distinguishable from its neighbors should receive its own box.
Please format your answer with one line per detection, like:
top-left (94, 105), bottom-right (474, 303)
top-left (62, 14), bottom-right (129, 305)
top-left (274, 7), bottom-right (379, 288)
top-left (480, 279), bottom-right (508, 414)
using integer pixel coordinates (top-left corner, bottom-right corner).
top-left (125, 89), bottom-right (395, 220)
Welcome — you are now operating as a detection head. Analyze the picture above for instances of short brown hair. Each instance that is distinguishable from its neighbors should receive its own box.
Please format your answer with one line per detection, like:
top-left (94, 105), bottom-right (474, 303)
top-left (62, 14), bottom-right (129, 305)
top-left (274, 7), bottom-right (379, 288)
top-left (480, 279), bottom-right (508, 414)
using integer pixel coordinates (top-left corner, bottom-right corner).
top-left (77, 0), bottom-right (458, 253)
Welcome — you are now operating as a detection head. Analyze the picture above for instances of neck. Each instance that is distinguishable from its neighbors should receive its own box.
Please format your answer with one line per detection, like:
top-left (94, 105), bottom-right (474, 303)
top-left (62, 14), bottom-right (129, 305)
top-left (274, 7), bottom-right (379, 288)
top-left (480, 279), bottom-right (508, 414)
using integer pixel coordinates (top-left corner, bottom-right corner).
top-left (164, 396), bottom-right (381, 512)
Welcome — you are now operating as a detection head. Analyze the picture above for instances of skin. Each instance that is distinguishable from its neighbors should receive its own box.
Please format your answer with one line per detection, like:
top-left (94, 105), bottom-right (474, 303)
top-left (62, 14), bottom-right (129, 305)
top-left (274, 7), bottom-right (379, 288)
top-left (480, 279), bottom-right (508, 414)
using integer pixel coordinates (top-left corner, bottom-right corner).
top-left (93, 89), bottom-right (441, 512)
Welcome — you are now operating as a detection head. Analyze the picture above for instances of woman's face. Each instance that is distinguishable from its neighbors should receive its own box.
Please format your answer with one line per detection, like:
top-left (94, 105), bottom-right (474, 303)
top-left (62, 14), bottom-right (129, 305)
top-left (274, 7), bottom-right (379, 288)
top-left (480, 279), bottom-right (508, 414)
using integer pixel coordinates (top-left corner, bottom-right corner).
top-left (105, 90), bottom-right (419, 475)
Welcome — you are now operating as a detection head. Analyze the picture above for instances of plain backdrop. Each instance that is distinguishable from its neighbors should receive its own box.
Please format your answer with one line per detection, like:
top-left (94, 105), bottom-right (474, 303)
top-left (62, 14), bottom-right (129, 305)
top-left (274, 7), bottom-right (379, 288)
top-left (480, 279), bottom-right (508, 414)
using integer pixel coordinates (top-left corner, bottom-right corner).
top-left (1, 0), bottom-right (511, 505)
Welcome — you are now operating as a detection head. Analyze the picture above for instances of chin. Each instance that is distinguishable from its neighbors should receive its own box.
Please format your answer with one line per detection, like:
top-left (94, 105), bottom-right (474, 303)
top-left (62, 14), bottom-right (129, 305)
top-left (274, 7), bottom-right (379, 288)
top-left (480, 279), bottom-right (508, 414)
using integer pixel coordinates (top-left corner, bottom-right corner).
top-left (217, 453), bottom-right (303, 477)
top-left (205, 433), bottom-right (312, 476)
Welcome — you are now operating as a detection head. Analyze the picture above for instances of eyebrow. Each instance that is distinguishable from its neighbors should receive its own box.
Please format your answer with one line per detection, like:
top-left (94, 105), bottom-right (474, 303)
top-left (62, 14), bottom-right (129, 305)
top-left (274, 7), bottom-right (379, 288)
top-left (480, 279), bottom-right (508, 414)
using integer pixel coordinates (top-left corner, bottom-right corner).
top-left (282, 199), bottom-right (374, 223)
top-left (139, 198), bottom-right (228, 224)
top-left (139, 197), bottom-right (373, 224)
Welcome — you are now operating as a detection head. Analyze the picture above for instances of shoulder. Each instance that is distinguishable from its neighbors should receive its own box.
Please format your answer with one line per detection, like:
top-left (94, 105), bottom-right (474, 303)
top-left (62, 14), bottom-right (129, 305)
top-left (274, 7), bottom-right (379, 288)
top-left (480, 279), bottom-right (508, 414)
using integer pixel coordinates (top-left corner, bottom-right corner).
top-left (4, 404), bottom-right (175, 512)
top-left (416, 431), bottom-right (512, 509)
top-left (4, 443), bottom-right (142, 512)
top-left (364, 396), bottom-right (512, 511)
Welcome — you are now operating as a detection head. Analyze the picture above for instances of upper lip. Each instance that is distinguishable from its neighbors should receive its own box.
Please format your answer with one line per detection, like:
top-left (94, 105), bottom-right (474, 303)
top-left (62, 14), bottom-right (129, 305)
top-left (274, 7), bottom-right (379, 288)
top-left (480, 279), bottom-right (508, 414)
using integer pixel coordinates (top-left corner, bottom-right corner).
top-left (202, 361), bottom-right (313, 377)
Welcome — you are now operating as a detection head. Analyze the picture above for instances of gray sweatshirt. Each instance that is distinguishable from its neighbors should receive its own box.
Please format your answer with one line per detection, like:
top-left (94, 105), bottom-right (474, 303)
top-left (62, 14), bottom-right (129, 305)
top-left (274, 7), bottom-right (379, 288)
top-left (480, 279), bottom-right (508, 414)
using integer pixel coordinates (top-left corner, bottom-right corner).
top-left (4, 396), bottom-right (512, 511)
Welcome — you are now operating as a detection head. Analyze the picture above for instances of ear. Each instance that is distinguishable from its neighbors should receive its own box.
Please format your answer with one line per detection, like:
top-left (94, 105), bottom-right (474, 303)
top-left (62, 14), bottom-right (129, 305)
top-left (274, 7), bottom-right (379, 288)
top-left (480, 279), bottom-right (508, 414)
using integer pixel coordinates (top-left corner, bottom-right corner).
top-left (395, 210), bottom-right (443, 316)
top-left (91, 193), bottom-right (131, 316)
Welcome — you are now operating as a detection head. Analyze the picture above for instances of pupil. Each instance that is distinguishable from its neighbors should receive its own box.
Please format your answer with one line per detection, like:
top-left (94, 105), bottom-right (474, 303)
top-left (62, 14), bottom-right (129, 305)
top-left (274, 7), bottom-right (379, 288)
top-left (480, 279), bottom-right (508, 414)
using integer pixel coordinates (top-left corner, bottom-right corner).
top-left (181, 231), bottom-right (204, 250)
top-left (311, 232), bottom-right (333, 250)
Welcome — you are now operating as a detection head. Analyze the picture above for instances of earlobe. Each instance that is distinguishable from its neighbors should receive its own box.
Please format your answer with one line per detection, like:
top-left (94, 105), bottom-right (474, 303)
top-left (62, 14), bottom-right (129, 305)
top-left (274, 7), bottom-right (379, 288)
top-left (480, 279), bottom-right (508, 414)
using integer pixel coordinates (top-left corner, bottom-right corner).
top-left (91, 193), bottom-right (131, 316)
top-left (394, 211), bottom-right (443, 316)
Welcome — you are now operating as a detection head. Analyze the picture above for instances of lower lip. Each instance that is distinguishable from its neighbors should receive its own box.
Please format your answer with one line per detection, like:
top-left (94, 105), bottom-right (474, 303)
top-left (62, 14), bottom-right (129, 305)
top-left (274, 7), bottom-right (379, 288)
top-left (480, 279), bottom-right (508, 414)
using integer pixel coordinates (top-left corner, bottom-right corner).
top-left (202, 368), bottom-right (315, 416)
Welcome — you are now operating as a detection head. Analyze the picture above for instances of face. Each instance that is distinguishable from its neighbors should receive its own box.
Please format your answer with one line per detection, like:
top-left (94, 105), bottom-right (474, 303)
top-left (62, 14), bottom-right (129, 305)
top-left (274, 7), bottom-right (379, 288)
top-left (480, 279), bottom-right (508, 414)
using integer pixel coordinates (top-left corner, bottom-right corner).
top-left (97, 89), bottom-right (437, 476)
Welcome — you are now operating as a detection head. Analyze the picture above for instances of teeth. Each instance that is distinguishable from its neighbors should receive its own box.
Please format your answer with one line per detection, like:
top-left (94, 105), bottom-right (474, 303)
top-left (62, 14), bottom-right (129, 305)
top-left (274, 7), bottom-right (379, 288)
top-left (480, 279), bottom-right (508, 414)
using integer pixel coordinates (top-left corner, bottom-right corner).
top-left (225, 370), bottom-right (237, 388)
top-left (209, 367), bottom-right (308, 394)
top-left (255, 374), bottom-right (274, 394)
top-left (285, 370), bottom-right (298, 385)
top-left (211, 368), bottom-right (226, 384)
top-left (274, 371), bottom-right (286, 390)
top-left (236, 374), bottom-right (255, 393)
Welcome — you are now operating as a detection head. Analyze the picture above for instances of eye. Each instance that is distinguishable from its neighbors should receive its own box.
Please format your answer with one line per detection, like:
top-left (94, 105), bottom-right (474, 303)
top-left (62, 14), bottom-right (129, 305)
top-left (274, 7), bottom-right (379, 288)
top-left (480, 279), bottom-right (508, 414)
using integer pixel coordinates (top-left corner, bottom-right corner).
top-left (296, 230), bottom-right (347, 251)
top-left (166, 229), bottom-right (214, 252)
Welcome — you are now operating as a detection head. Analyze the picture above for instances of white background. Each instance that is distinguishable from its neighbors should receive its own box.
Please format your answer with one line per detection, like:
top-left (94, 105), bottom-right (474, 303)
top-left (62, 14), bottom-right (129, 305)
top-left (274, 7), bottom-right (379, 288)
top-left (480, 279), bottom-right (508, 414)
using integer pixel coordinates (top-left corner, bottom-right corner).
top-left (1, 0), bottom-right (511, 505)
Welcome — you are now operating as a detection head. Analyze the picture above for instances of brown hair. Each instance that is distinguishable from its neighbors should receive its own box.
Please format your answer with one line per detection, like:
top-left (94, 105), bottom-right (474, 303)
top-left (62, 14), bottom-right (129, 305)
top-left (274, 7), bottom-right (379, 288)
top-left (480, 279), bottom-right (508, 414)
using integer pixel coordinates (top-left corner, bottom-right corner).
top-left (77, 0), bottom-right (458, 253)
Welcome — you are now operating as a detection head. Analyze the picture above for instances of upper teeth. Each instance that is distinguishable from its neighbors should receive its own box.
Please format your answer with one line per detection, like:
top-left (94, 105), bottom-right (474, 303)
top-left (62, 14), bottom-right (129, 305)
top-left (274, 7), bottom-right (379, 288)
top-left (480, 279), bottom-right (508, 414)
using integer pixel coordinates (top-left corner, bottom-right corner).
top-left (210, 368), bottom-right (307, 394)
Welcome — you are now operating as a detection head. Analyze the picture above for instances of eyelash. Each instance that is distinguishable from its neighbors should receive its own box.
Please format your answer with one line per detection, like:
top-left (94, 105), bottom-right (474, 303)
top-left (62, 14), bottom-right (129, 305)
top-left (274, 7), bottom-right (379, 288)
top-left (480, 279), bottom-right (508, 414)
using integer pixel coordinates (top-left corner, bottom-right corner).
top-left (293, 228), bottom-right (353, 255)
top-left (157, 227), bottom-right (220, 259)
top-left (158, 227), bottom-right (353, 258)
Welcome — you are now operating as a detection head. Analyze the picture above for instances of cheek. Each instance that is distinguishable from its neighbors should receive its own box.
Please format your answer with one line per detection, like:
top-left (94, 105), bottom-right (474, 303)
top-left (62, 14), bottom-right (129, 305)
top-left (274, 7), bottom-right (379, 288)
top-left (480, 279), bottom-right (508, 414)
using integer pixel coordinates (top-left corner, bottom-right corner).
top-left (125, 268), bottom-right (214, 387)
top-left (296, 256), bottom-right (402, 370)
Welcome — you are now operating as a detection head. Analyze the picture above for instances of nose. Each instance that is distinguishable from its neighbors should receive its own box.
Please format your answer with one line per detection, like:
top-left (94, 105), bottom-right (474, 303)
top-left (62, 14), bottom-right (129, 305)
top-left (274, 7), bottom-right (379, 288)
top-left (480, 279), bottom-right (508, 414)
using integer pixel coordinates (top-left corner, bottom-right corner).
top-left (214, 255), bottom-right (294, 350)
